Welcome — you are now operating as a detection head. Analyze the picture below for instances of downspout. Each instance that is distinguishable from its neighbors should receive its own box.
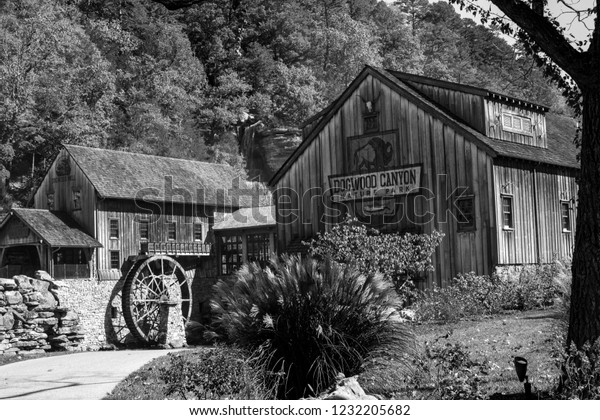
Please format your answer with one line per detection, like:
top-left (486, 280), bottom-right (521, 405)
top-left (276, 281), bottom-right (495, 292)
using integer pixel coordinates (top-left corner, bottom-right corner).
top-left (532, 165), bottom-right (541, 264)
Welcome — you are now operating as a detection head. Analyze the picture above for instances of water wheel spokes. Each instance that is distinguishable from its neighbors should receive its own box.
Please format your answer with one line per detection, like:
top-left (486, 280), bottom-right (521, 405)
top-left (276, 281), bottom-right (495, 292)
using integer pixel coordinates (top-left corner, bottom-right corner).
top-left (122, 255), bottom-right (191, 344)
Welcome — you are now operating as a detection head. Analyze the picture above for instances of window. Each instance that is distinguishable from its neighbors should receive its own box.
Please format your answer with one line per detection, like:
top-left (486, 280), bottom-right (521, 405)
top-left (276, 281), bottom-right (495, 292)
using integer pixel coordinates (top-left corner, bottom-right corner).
top-left (247, 233), bottom-right (271, 266)
top-left (110, 251), bottom-right (120, 269)
top-left (72, 188), bottom-right (81, 210)
top-left (139, 220), bottom-right (149, 240)
top-left (109, 219), bottom-right (119, 239)
top-left (167, 221), bottom-right (176, 241)
top-left (456, 197), bottom-right (476, 231)
top-left (561, 201), bottom-right (571, 232)
top-left (220, 235), bottom-right (242, 275)
top-left (502, 113), bottom-right (533, 135)
top-left (502, 195), bottom-right (514, 229)
top-left (193, 223), bottom-right (203, 242)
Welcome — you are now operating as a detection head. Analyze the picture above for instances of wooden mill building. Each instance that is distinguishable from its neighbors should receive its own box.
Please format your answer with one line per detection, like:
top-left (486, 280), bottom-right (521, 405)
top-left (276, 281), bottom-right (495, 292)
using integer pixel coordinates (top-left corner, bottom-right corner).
top-left (0, 145), bottom-right (272, 281)
top-left (269, 66), bottom-right (579, 288)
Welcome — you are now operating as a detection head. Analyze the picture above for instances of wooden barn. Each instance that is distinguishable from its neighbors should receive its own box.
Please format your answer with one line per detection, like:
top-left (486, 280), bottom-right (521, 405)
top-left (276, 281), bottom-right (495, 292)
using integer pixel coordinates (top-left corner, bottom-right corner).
top-left (0, 145), bottom-right (272, 344)
top-left (4, 145), bottom-right (268, 279)
top-left (269, 66), bottom-right (579, 288)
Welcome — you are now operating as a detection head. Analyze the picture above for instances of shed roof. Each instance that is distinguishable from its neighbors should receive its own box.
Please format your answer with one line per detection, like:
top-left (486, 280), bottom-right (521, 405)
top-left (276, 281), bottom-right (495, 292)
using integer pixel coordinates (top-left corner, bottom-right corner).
top-left (64, 145), bottom-right (271, 208)
top-left (213, 205), bottom-right (276, 231)
top-left (5, 208), bottom-right (102, 248)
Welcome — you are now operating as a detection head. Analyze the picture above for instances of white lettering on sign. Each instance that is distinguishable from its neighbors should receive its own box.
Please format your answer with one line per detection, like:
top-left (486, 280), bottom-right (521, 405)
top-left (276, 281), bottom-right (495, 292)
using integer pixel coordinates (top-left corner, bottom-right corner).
top-left (329, 166), bottom-right (422, 202)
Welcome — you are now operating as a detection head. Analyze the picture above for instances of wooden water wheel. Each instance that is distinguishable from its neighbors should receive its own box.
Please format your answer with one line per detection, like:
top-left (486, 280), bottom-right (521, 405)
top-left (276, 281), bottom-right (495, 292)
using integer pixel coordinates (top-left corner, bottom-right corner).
top-left (122, 255), bottom-right (191, 344)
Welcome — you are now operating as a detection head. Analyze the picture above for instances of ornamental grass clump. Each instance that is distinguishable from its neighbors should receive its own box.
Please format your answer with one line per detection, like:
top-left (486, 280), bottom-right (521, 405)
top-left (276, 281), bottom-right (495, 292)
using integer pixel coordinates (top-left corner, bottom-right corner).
top-left (209, 255), bottom-right (416, 399)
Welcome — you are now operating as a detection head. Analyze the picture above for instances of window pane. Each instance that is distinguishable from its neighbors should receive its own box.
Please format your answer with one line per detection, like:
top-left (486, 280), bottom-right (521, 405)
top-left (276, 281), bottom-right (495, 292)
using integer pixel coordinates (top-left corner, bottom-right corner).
top-left (110, 251), bottom-right (120, 269)
top-left (247, 233), bottom-right (270, 266)
top-left (110, 219), bottom-right (119, 238)
top-left (220, 235), bottom-right (242, 275)
top-left (193, 223), bottom-right (203, 241)
top-left (456, 197), bottom-right (475, 230)
top-left (167, 222), bottom-right (176, 240)
top-left (561, 203), bottom-right (571, 231)
top-left (140, 221), bottom-right (149, 240)
top-left (502, 196), bottom-right (513, 229)
top-left (513, 117), bottom-right (522, 130)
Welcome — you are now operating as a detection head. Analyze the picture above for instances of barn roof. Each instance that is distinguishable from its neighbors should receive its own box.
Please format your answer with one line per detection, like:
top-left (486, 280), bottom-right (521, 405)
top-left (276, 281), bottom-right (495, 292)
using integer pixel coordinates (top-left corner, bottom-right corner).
top-left (389, 70), bottom-right (551, 112)
top-left (271, 66), bottom-right (578, 186)
top-left (64, 145), bottom-right (271, 208)
top-left (213, 205), bottom-right (276, 231)
top-left (4, 208), bottom-right (102, 248)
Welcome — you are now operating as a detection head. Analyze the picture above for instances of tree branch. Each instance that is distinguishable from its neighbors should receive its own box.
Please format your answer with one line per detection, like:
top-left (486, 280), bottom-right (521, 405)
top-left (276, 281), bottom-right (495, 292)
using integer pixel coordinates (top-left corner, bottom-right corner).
top-left (488, 0), bottom-right (590, 85)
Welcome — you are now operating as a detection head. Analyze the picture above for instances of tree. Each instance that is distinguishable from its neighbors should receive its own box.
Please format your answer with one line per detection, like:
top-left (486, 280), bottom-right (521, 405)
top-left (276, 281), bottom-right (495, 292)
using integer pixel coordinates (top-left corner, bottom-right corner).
top-left (0, 0), bottom-right (116, 205)
top-left (449, 0), bottom-right (598, 349)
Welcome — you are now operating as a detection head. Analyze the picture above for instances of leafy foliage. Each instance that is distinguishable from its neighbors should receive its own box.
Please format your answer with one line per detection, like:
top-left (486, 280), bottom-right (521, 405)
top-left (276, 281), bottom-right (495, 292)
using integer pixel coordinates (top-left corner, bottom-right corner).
top-left (414, 262), bottom-right (569, 323)
top-left (158, 346), bottom-right (276, 400)
top-left (209, 255), bottom-right (415, 399)
top-left (403, 333), bottom-right (489, 399)
top-left (307, 216), bottom-right (444, 304)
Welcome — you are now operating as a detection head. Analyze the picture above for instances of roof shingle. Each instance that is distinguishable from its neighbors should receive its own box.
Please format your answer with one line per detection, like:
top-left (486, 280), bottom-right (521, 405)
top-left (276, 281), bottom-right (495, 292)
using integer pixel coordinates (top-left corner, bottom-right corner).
top-left (64, 145), bottom-right (271, 207)
top-left (213, 206), bottom-right (276, 231)
top-left (9, 208), bottom-right (102, 248)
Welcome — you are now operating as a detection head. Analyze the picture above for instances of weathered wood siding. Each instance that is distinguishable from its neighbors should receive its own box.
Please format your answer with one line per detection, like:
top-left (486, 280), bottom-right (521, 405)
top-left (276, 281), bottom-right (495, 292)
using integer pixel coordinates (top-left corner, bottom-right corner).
top-left (485, 100), bottom-right (547, 147)
top-left (275, 74), bottom-right (497, 287)
top-left (96, 199), bottom-right (212, 272)
top-left (493, 160), bottom-right (577, 264)
top-left (33, 148), bottom-right (97, 236)
top-left (404, 81), bottom-right (487, 135)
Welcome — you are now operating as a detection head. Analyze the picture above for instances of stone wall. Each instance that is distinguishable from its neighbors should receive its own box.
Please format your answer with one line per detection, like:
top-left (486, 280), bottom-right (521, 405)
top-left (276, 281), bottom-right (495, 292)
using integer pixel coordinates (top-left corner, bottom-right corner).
top-left (0, 274), bottom-right (83, 356)
top-left (57, 276), bottom-right (120, 350)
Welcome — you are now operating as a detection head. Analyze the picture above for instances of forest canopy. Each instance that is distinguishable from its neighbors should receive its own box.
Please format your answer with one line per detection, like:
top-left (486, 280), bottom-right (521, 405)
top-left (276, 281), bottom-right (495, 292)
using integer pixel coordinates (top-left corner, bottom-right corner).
top-left (0, 0), bottom-right (569, 206)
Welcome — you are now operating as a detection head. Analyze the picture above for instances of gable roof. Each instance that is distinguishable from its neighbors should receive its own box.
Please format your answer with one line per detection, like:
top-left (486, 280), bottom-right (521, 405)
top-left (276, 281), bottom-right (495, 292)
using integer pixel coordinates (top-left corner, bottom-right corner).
top-left (389, 70), bottom-right (550, 112)
top-left (270, 66), bottom-right (578, 186)
top-left (213, 205), bottom-right (276, 231)
top-left (64, 145), bottom-right (271, 208)
top-left (3, 208), bottom-right (102, 248)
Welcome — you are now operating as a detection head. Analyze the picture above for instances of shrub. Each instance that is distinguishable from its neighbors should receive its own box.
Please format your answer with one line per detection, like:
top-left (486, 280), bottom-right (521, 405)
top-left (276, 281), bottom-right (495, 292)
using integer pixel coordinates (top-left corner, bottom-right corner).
top-left (209, 255), bottom-right (415, 399)
top-left (413, 262), bottom-right (569, 322)
top-left (495, 263), bottom-right (564, 310)
top-left (158, 346), bottom-right (276, 400)
top-left (306, 216), bottom-right (444, 305)
top-left (413, 273), bottom-right (501, 322)
top-left (402, 334), bottom-right (488, 399)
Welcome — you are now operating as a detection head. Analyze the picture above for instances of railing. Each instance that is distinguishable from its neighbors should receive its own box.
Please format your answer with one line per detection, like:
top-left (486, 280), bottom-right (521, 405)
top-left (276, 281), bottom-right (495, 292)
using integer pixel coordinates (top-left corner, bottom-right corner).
top-left (54, 264), bottom-right (90, 279)
top-left (141, 242), bottom-right (211, 256)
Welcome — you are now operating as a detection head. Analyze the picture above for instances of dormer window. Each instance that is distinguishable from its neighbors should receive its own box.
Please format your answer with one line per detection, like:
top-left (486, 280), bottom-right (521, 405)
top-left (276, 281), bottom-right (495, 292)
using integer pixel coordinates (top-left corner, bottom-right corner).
top-left (502, 113), bottom-right (533, 135)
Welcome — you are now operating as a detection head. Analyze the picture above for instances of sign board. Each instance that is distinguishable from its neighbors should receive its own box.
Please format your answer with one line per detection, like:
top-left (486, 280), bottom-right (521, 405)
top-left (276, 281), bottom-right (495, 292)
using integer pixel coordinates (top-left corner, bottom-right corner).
top-left (329, 165), bottom-right (422, 202)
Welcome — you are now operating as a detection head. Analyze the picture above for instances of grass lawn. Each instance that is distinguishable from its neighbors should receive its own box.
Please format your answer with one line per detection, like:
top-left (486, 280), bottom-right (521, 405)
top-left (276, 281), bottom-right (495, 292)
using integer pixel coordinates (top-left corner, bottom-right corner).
top-left (360, 308), bottom-right (565, 399)
top-left (103, 308), bottom-right (565, 400)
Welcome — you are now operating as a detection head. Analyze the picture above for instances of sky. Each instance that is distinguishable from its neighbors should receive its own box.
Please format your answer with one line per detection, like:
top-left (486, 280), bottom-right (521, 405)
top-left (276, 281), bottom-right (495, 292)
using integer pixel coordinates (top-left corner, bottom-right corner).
top-left (385, 0), bottom-right (596, 49)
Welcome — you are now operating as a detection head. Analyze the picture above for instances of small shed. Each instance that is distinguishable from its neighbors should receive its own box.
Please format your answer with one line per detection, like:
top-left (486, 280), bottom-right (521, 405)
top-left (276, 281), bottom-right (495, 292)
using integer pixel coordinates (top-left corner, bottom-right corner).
top-left (0, 208), bottom-right (102, 279)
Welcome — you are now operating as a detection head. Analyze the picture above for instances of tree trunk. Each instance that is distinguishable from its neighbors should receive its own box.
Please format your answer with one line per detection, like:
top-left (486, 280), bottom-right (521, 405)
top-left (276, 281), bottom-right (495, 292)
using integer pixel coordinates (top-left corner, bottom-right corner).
top-left (567, 86), bottom-right (600, 348)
